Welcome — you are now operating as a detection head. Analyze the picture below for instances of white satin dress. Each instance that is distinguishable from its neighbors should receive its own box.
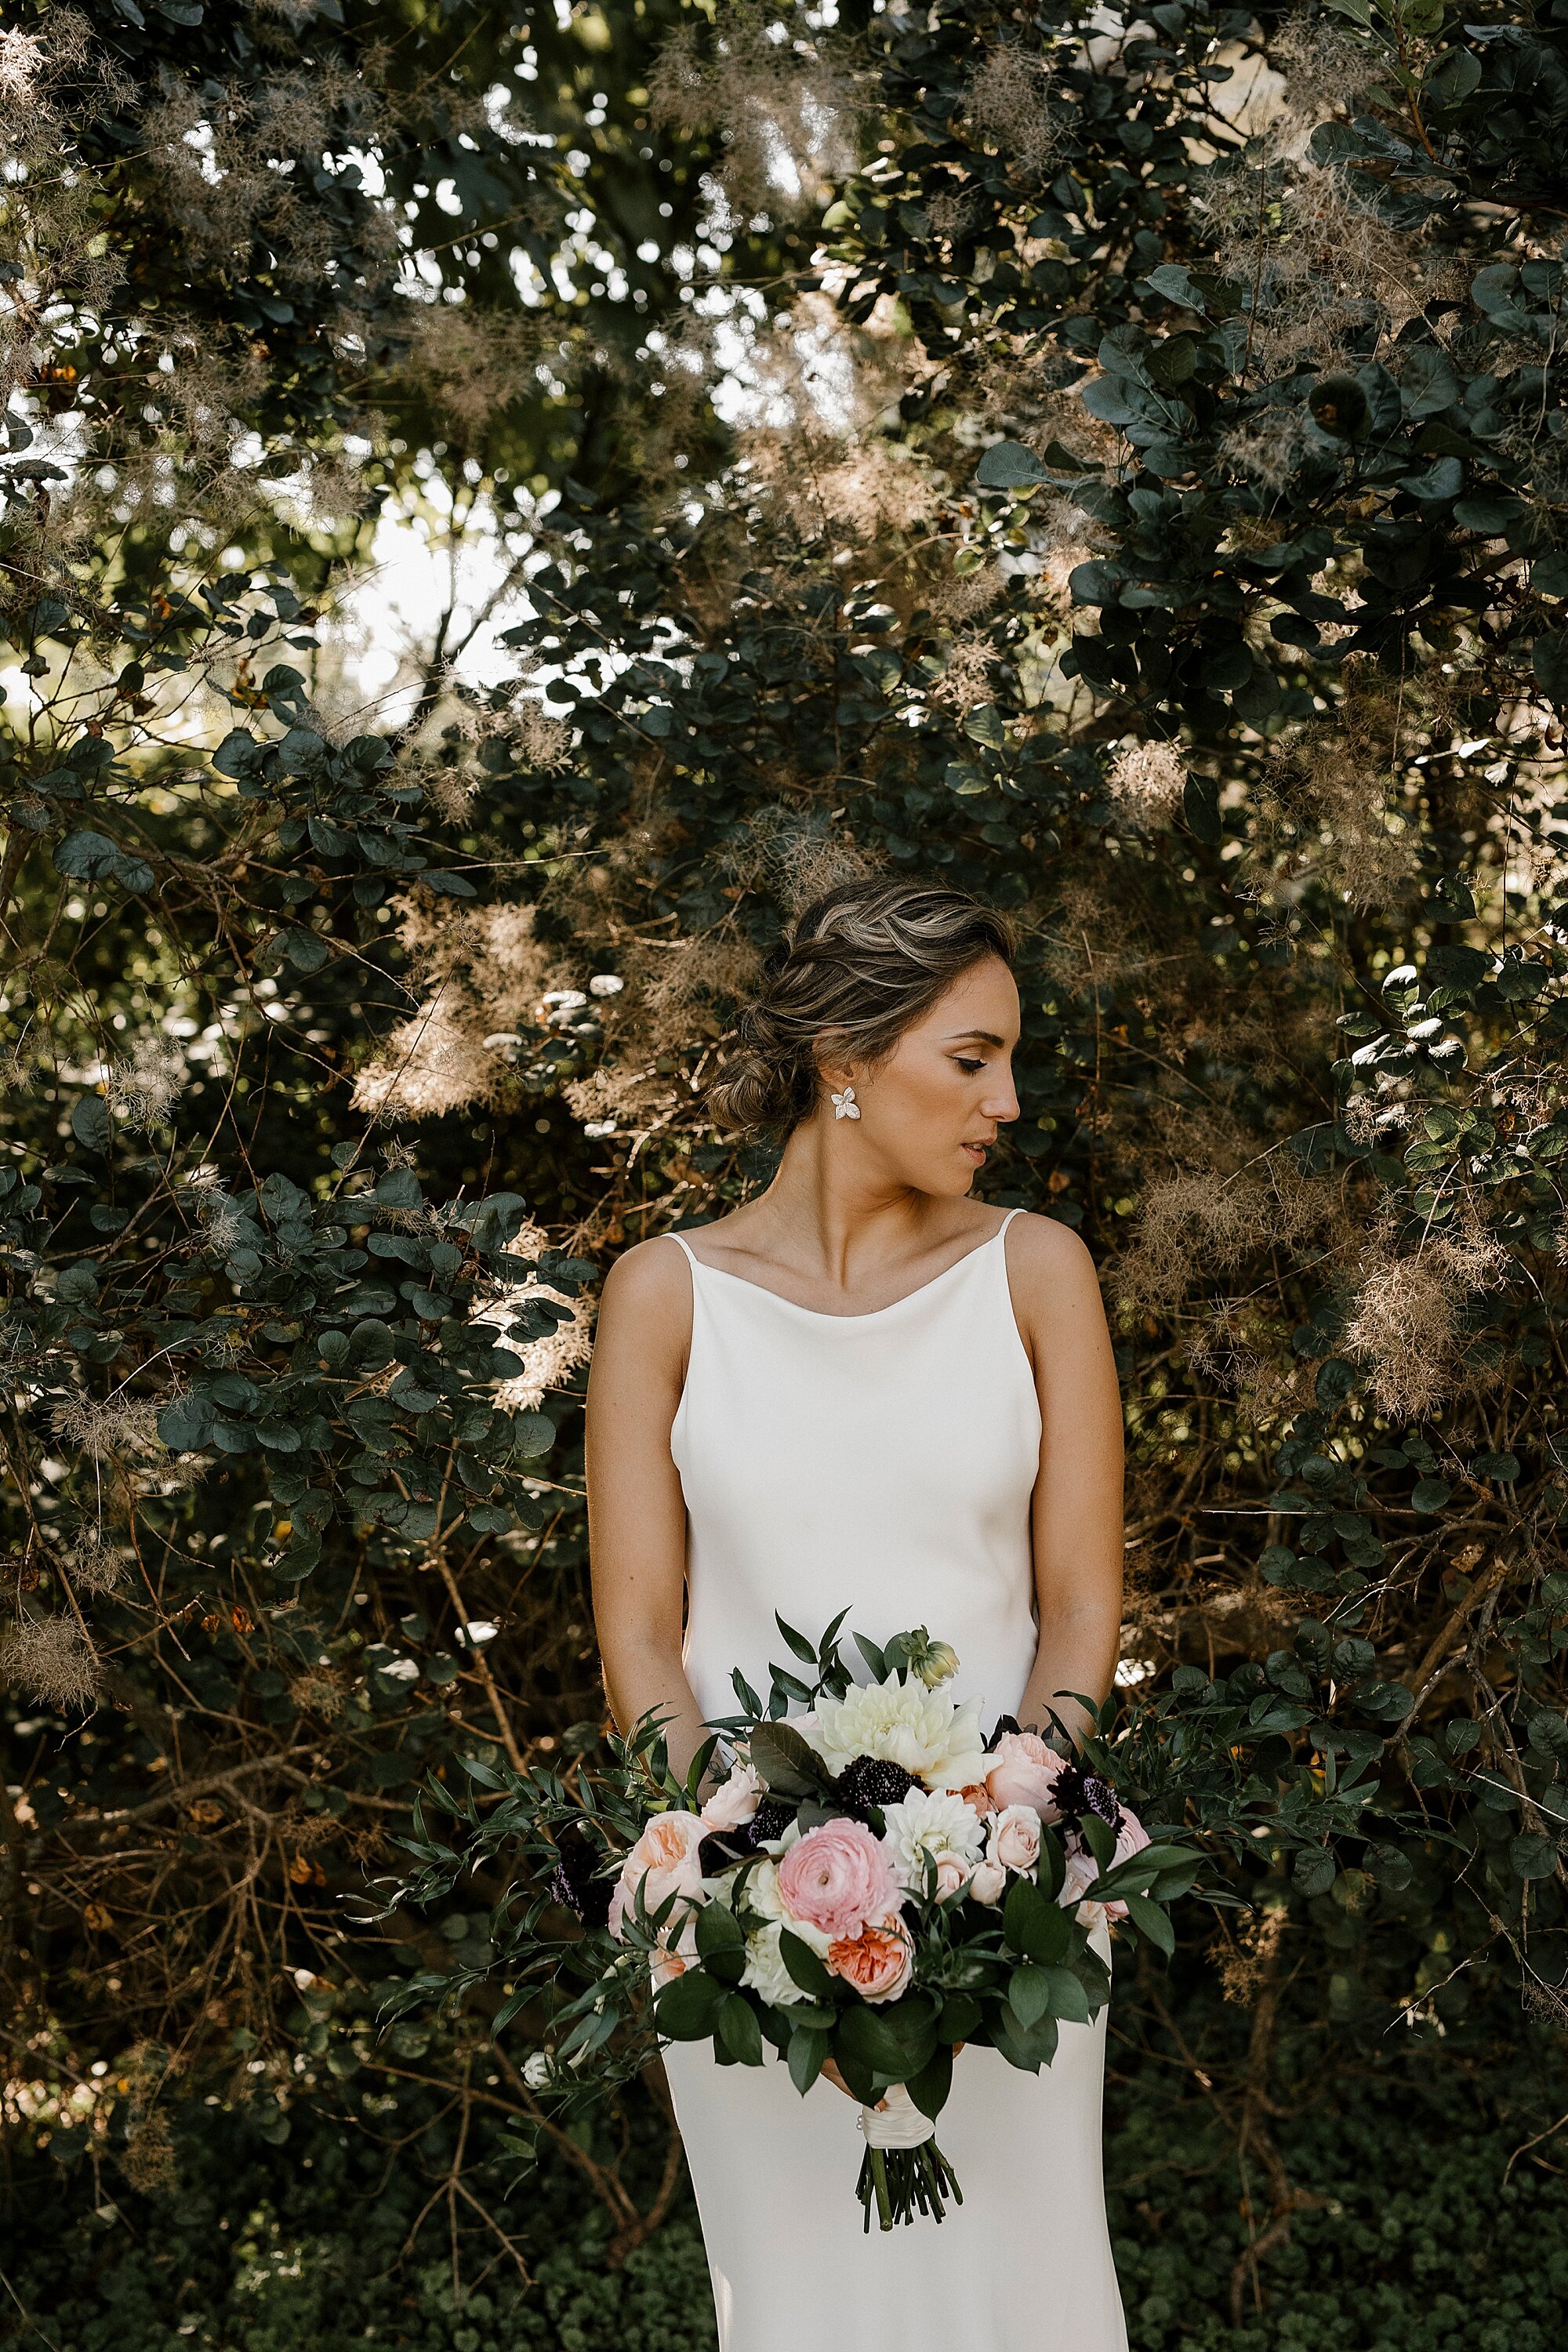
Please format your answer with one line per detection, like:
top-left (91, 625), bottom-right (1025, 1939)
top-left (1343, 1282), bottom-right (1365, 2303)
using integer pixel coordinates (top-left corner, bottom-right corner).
top-left (660, 1208), bottom-right (1128, 2352)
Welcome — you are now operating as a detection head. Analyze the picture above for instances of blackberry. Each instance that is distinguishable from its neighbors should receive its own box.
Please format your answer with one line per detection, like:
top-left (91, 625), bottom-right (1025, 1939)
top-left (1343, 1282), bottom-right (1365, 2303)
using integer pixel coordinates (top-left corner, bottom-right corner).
top-left (833, 1754), bottom-right (920, 1814)
top-left (745, 1797), bottom-right (797, 1847)
top-left (1050, 1762), bottom-right (1123, 1837)
top-left (546, 1825), bottom-right (614, 1928)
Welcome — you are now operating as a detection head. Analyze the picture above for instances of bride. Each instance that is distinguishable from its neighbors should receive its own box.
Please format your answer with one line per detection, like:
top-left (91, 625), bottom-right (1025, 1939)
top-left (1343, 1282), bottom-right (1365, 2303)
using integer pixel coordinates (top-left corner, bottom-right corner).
top-left (584, 876), bottom-right (1129, 2351)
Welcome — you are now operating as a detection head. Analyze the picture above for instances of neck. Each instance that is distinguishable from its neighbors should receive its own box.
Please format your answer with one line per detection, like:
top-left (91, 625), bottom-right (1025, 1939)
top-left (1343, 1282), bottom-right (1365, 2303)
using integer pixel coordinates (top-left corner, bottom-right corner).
top-left (753, 1116), bottom-right (949, 1286)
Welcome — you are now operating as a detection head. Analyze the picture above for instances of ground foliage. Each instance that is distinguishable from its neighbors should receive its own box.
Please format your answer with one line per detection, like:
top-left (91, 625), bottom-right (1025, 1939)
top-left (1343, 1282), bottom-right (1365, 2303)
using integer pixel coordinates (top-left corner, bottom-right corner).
top-left (3, 0), bottom-right (1568, 2319)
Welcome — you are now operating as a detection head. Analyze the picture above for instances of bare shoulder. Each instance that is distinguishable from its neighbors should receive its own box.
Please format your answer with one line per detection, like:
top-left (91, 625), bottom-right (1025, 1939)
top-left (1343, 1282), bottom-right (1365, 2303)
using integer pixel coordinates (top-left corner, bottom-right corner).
top-left (1000, 1211), bottom-right (1106, 1324)
top-left (598, 1232), bottom-right (694, 1324)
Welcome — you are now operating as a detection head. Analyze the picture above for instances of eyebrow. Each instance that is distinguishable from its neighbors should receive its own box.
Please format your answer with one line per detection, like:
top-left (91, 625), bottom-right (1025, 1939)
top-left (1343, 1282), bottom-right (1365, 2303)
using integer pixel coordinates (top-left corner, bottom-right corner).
top-left (943, 1029), bottom-right (1009, 1047)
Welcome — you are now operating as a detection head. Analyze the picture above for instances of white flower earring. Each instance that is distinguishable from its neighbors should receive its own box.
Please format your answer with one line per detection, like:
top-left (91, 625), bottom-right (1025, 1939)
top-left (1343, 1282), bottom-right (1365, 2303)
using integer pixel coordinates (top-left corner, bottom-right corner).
top-left (831, 1084), bottom-right (861, 1120)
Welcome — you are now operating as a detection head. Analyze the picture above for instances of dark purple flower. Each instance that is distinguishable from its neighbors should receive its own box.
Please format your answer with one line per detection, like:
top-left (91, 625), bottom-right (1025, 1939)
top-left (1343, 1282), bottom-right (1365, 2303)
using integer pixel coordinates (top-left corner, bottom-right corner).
top-left (546, 1826), bottom-right (614, 1928)
top-left (1049, 1762), bottom-right (1124, 1838)
top-left (833, 1753), bottom-right (920, 1817)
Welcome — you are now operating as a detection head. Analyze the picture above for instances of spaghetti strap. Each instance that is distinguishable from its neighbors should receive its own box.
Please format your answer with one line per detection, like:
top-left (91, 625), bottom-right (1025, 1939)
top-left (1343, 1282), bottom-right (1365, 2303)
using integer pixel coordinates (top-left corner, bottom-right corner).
top-left (664, 1230), bottom-right (702, 1269)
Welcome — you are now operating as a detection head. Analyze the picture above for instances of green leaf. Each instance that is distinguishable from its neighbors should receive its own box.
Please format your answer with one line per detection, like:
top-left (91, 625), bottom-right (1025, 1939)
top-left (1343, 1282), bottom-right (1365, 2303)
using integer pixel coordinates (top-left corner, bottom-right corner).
top-left (70, 1095), bottom-right (111, 1154)
top-left (1004, 1875), bottom-right (1071, 1965)
top-left (748, 1722), bottom-right (831, 1800)
top-left (1293, 1847), bottom-right (1337, 1897)
top-left (907, 2041), bottom-right (953, 2121)
top-left (655, 1968), bottom-right (726, 2041)
top-left (158, 1392), bottom-right (216, 1451)
top-left (695, 1902), bottom-right (746, 1986)
top-left (1534, 634), bottom-right (1568, 702)
top-left (1183, 771), bottom-right (1221, 847)
top-left (975, 440), bottom-right (1048, 491)
top-left (787, 2027), bottom-right (831, 2096)
top-left (837, 2002), bottom-right (929, 2084)
top-left (717, 1994), bottom-right (764, 2066)
top-left (772, 1612), bottom-right (818, 1664)
top-left (54, 829), bottom-right (124, 882)
top-left (1007, 1965), bottom-right (1054, 2030)
top-left (1123, 1893), bottom-right (1176, 1955)
top-left (777, 1929), bottom-right (834, 2001)
top-left (1511, 1831), bottom-right (1559, 1882)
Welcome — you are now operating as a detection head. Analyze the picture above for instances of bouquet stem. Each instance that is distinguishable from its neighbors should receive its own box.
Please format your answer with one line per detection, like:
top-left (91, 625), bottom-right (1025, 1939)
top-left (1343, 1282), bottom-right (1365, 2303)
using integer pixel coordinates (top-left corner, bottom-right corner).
top-left (855, 2137), bottom-right (963, 2232)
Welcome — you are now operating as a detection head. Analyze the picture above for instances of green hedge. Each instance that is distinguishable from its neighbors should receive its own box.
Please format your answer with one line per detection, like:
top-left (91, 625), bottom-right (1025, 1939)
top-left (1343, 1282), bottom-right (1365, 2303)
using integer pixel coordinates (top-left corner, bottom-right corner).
top-left (6, 2009), bottom-right (1563, 2352)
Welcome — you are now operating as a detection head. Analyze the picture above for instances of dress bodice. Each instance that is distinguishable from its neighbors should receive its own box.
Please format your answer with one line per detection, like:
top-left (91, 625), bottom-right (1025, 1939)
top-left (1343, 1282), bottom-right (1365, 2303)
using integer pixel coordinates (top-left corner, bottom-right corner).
top-left (666, 1208), bottom-right (1042, 1732)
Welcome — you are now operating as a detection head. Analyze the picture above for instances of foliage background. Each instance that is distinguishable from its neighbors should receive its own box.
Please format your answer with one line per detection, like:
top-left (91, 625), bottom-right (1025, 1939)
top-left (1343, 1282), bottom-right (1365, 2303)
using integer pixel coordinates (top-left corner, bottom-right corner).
top-left (4, 0), bottom-right (1568, 2340)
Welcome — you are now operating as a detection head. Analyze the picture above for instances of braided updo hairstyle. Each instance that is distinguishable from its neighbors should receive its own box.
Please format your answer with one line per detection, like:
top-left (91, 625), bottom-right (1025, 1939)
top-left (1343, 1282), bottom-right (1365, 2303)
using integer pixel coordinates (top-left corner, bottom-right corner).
top-left (702, 876), bottom-right (1017, 1136)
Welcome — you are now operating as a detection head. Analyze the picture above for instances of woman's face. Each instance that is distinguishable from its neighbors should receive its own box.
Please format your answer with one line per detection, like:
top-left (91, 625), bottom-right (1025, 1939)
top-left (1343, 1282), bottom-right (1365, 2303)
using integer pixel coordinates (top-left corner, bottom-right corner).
top-left (822, 955), bottom-right (1022, 1196)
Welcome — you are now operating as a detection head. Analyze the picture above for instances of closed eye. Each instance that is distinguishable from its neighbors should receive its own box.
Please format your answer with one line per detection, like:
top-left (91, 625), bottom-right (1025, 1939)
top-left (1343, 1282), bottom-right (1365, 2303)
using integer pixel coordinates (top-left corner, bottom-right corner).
top-left (954, 1056), bottom-right (986, 1074)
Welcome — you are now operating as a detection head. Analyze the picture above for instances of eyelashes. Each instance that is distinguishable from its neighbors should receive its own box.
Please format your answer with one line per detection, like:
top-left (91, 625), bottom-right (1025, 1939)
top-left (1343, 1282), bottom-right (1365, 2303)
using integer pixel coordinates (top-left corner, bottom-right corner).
top-left (954, 1057), bottom-right (986, 1074)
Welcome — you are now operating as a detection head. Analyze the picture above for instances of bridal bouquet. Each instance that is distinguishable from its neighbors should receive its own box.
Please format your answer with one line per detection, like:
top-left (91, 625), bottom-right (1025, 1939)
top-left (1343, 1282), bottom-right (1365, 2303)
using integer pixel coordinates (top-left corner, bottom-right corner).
top-left (381, 1617), bottom-right (1207, 2230)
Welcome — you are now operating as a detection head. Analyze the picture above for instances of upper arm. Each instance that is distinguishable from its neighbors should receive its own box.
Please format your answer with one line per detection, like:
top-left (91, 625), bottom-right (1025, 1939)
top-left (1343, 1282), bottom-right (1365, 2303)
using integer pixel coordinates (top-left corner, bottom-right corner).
top-left (583, 1237), bottom-right (693, 1648)
top-left (1004, 1215), bottom-right (1125, 1608)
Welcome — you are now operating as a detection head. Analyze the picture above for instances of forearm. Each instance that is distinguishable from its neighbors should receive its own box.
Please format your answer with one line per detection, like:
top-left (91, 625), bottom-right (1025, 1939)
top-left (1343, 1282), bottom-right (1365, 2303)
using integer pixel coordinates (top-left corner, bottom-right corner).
top-left (600, 1632), bottom-right (712, 1788)
top-left (1016, 1604), bottom-right (1120, 1752)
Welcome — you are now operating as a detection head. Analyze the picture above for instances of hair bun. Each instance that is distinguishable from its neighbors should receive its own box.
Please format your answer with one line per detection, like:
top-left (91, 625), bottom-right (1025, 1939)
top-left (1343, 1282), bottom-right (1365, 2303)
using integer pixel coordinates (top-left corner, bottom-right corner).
top-left (701, 876), bottom-right (1014, 1137)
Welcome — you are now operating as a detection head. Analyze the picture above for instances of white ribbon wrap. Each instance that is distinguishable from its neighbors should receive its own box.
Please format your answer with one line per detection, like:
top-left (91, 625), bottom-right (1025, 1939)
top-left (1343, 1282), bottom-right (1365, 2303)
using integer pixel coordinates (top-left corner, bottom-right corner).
top-left (857, 2082), bottom-right (936, 2151)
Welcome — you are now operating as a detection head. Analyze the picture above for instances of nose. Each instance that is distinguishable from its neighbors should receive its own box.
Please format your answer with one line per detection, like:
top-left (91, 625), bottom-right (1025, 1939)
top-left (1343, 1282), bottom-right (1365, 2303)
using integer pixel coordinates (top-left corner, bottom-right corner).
top-left (983, 1065), bottom-right (1019, 1127)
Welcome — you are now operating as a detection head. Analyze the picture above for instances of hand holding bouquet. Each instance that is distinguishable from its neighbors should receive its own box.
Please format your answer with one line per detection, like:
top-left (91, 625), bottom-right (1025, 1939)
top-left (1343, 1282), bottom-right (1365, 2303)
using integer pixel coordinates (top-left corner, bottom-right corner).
top-left (382, 1616), bottom-right (1208, 2230)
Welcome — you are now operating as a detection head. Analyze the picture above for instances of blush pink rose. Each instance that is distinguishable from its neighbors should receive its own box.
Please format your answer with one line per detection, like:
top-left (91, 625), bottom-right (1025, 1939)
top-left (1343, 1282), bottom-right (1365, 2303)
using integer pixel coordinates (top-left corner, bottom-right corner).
top-left (827, 1920), bottom-right (912, 2003)
top-left (968, 1859), bottom-right (1007, 1906)
top-left (608, 1809), bottom-right (707, 1940)
top-left (700, 1762), bottom-right (763, 1835)
top-left (985, 1730), bottom-right (1067, 1819)
top-left (987, 1803), bottom-right (1042, 1875)
top-left (1058, 1819), bottom-right (1145, 1928)
top-left (776, 1819), bottom-right (899, 1943)
top-left (1114, 1808), bottom-right (1150, 1865)
top-left (933, 1855), bottom-right (971, 1902)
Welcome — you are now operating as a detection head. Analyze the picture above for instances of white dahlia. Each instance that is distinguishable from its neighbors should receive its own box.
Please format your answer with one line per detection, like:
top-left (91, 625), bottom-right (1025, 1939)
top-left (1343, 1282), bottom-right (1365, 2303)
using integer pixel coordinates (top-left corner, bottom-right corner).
top-left (800, 1671), bottom-right (988, 1790)
top-left (741, 1922), bottom-right (811, 2007)
top-left (879, 1788), bottom-right (988, 1893)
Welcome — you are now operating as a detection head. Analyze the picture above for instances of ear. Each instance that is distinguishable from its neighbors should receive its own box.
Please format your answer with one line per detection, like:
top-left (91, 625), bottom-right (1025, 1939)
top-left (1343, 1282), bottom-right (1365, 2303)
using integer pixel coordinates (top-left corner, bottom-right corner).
top-left (811, 1029), bottom-right (857, 1099)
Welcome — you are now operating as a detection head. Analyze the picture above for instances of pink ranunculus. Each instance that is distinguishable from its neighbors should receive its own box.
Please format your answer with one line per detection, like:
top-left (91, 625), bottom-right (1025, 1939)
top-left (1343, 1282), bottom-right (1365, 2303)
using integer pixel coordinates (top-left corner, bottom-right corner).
top-left (827, 1919), bottom-right (913, 2004)
top-left (988, 1803), bottom-right (1042, 1875)
top-left (776, 1818), bottom-right (899, 1943)
top-left (985, 1730), bottom-right (1068, 1819)
top-left (700, 1762), bottom-right (763, 1835)
top-left (608, 1809), bottom-right (707, 1942)
top-left (969, 1859), bottom-right (1007, 1906)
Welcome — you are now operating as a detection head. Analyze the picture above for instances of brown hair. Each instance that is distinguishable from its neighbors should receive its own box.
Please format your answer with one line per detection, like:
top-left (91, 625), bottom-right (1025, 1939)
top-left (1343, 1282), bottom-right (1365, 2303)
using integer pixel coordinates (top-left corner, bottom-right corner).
top-left (702, 876), bottom-right (1016, 1135)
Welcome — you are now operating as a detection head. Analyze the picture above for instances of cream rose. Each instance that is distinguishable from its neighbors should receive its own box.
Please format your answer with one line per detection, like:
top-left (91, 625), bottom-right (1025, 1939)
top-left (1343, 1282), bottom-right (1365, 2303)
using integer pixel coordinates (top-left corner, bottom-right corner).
top-left (700, 1761), bottom-right (763, 1835)
top-left (987, 1803), bottom-right (1042, 1875)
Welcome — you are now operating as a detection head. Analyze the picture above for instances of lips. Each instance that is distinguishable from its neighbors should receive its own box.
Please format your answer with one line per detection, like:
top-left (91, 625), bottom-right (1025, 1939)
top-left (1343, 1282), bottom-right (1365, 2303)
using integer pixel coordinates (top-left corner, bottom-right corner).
top-left (961, 1142), bottom-right (988, 1164)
